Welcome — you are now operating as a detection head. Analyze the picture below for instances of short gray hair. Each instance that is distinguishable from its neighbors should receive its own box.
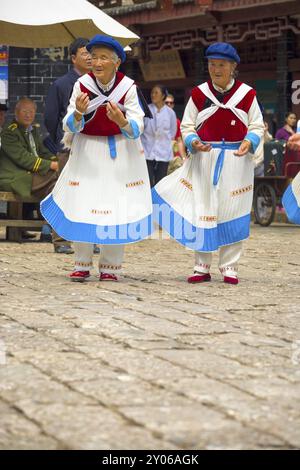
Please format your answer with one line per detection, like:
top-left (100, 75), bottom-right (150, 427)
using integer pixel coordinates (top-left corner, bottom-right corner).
top-left (15, 97), bottom-right (37, 111)
top-left (111, 51), bottom-right (119, 64)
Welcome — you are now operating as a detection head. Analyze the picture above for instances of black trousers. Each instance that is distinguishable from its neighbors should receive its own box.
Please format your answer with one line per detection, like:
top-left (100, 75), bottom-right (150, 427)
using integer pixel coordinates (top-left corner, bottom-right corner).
top-left (146, 160), bottom-right (169, 188)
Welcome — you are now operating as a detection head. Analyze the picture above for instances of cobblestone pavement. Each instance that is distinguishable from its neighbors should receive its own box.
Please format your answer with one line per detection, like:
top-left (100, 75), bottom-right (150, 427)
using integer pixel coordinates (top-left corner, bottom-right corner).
top-left (0, 223), bottom-right (300, 450)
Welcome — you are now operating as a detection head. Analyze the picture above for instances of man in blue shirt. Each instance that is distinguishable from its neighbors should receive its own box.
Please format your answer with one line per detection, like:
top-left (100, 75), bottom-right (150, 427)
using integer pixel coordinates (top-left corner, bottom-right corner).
top-left (44, 38), bottom-right (92, 153)
top-left (44, 38), bottom-right (92, 253)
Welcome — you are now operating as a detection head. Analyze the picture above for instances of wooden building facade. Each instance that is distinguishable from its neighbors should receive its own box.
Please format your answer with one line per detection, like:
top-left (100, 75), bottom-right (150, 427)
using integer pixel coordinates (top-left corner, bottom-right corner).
top-left (92, 0), bottom-right (300, 128)
top-left (5, 0), bottom-right (300, 132)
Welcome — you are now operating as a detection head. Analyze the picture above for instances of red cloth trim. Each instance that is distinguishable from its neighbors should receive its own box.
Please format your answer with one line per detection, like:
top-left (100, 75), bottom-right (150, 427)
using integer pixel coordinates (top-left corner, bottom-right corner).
top-left (191, 87), bottom-right (206, 113)
top-left (190, 80), bottom-right (256, 142)
top-left (175, 118), bottom-right (181, 139)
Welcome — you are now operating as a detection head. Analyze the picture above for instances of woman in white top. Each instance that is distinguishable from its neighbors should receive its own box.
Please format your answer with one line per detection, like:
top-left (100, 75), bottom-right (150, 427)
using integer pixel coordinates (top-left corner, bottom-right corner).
top-left (141, 85), bottom-right (177, 187)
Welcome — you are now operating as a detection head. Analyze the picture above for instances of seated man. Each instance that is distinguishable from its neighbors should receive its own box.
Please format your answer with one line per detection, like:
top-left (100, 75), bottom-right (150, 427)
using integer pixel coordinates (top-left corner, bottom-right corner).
top-left (0, 97), bottom-right (72, 252)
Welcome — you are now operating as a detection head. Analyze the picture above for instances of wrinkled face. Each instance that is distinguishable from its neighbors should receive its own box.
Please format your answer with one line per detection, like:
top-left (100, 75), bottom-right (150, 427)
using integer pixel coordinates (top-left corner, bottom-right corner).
top-left (208, 59), bottom-right (236, 89)
top-left (15, 102), bottom-right (36, 128)
top-left (91, 46), bottom-right (121, 84)
top-left (286, 113), bottom-right (297, 128)
top-left (151, 87), bottom-right (165, 106)
top-left (72, 46), bottom-right (92, 74)
top-left (0, 110), bottom-right (6, 128)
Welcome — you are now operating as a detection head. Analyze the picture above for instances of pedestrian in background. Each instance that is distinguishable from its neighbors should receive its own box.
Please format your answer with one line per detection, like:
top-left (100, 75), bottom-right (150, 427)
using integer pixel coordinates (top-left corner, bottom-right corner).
top-left (165, 93), bottom-right (186, 163)
top-left (43, 38), bottom-right (92, 253)
top-left (141, 85), bottom-right (177, 187)
top-left (44, 38), bottom-right (92, 153)
top-left (275, 112), bottom-right (297, 141)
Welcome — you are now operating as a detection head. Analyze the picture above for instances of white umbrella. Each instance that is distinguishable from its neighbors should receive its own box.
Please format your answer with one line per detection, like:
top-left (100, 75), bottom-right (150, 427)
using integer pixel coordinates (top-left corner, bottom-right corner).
top-left (0, 0), bottom-right (139, 47)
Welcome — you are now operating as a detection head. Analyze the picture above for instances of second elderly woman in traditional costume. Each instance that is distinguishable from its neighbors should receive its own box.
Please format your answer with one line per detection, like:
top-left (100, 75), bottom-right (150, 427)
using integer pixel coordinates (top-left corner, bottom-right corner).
top-left (152, 42), bottom-right (264, 285)
top-left (41, 35), bottom-right (153, 282)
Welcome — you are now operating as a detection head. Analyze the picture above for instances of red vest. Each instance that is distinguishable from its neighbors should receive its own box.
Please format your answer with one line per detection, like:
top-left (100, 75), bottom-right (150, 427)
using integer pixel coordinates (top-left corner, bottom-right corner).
top-left (79, 71), bottom-right (130, 137)
top-left (191, 80), bottom-right (256, 142)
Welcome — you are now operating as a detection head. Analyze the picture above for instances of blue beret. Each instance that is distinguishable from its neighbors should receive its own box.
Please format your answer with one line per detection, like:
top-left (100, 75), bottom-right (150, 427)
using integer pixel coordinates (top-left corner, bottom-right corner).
top-left (86, 35), bottom-right (126, 63)
top-left (205, 42), bottom-right (240, 64)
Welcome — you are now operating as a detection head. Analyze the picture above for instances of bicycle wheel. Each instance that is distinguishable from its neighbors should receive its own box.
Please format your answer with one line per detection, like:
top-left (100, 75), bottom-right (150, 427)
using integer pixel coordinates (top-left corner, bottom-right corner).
top-left (253, 182), bottom-right (276, 226)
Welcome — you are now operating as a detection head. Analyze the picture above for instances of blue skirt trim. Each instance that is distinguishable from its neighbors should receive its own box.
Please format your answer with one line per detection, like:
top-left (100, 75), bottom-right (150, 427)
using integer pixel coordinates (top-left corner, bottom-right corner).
top-left (282, 184), bottom-right (300, 225)
top-left (41, 195), bottom-right (154, 244)
top-left (152, 188), bottom-right (250, 252)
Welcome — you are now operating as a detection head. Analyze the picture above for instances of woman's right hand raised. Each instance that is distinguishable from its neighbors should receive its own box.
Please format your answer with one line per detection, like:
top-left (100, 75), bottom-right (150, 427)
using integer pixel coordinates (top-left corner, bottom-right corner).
top-left (75, 92), bottom-right (90, 116)
top-left (192, 140), bottom-right (212, 152)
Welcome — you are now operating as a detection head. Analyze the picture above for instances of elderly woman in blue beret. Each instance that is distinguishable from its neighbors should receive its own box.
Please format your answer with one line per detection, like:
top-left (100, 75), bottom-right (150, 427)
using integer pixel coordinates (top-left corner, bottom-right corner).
top-left (152, 42), bottom-right (264, 285)
top-left (41, 35), bottom-right (153, 282)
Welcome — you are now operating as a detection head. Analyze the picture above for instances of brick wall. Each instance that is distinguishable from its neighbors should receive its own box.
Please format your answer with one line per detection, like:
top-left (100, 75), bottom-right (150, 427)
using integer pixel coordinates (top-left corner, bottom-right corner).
top-left (8, 47), bottom-right (71, 134)
top-left (7, 46), bottom-right (131, 136)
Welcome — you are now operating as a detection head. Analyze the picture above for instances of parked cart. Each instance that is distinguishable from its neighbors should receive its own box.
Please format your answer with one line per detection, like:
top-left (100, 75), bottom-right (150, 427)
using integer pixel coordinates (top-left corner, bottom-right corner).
top-left (253, 141), bottom-right (300, 226)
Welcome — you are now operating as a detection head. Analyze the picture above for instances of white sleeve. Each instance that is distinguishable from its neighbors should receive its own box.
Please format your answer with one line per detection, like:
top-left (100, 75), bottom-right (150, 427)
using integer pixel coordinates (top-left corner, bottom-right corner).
top-left (180, 97), bottom-right (199, 140)
top-left (62, 81), bottom-right (85, 133)
top-left (253, 139), bottom-right (264, 167)
top-left (121, 85), bottom-right (145, 139)
top-left (180, 97), bottom-right (201, 152)
top-left (244, 96), bottom-right (265, 153)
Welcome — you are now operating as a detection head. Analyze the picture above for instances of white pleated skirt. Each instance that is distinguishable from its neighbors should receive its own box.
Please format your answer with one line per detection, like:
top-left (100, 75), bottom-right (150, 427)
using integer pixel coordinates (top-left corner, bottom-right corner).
top-left (41, 133), bottom-right (154, 244)
top-left (152, 142), bottom-right (254, 252)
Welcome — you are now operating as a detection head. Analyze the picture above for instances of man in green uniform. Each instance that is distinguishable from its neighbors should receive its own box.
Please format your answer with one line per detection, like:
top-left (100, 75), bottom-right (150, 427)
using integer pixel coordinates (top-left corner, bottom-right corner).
top-left (0, 97), bottom-right (71, 251)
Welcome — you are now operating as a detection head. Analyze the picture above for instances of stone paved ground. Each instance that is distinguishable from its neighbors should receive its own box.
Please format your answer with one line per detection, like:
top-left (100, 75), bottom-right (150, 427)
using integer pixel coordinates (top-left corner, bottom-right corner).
top-left (0, 223), bottom-right (300, 450)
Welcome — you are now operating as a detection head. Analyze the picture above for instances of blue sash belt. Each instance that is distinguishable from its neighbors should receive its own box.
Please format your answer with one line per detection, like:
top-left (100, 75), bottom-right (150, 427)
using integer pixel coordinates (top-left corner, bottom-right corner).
top-left (210, 141), bottom-right (241, 186)
top-left (108, 135), bottom-right (117, 159)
